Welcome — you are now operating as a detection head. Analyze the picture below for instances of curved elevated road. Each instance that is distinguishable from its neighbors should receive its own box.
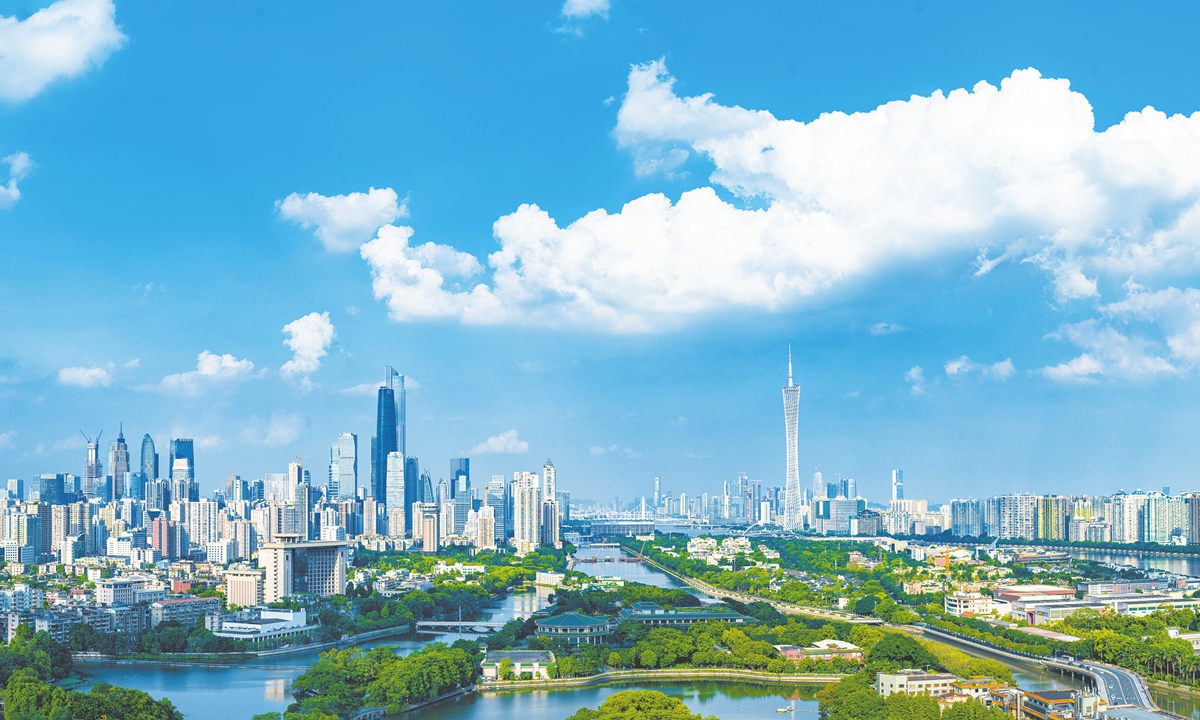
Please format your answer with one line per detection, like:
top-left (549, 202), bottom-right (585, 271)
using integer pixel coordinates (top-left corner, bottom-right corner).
top-left (916, 625), bottom-right (1156, 709)
top-left (1079, 661), bottom-right (1154, 707)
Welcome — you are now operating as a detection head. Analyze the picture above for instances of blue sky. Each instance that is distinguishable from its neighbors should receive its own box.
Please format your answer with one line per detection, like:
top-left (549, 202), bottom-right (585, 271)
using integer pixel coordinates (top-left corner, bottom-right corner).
top-left (4, 0), bottom-right (1200, 504)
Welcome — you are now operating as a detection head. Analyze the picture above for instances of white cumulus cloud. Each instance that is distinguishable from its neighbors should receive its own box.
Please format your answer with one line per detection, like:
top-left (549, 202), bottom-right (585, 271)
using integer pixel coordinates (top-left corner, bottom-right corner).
top-left (905, 366), bottom-right (925, 396)
top-left (0, 0), bottom-right (125, 103)
top-left (944, 356), bottom-right (1015, 380)
top-left (280, 311), bottom-right (335, 381)
top-left (0, 431), bottom-right (15, 449)
top-left (470, 429), bottom-right (529, 455)
top-left (355, 61), bottom-right (1200, 334)
top-left (58, 365), bottom-right (111, 388)
top-left (0, 152), bottom-right (31, 208)
top-left (160, 351), bottom-right (255, 394)
top-left (869, 323), bottom-right (905, 336)
top-left (562, 0), bottom-right (609, 18)
top-left (277, 187), bottom-right (405, 252)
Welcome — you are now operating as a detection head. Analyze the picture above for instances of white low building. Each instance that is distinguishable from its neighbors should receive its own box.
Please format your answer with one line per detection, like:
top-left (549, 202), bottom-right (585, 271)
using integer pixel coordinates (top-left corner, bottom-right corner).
top-left (212, 608), bottom-right (311, 644)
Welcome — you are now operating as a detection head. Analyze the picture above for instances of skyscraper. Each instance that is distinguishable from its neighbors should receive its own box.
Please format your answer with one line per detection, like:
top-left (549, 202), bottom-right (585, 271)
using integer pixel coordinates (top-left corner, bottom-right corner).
top-left (385, 451), bottom-right (405, 515)
top-left (384, 366), bottom-right (406, 459)
top-left (141, 434), bottom-right (158, 481)
top-left (403, 457), bottom-right (420, 535)
top-left (83, 431), bottom-right (103, 499)
top-left (109, 425), bottom-right (130, 500)
top-left (330, 433), bottom-right (357, 500)
top-left (486, 477), bottom-right (506, 545)
top-left (653, 476), bottom-right (660, 508)
top-left (451, 458), bottom-right (469, 498)
top-left (169, 438), bottom-right (196, 501)
top-left (372, 387), bottom-right (397, 500)
top-left (512, 472), bottom-right (540, 555)
top-left (542, 459), bottom-right (556, 500)
top-left (891, 469), bottom-right (904, 501)
top-left (782, 347), bottom-right (802, 530)
top-left (541, 459), bottom-right (559, 547)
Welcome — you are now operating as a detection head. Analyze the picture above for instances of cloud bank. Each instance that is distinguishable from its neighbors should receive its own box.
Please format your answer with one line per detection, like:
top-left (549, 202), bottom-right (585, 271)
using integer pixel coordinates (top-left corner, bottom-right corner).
top-left (0, 0), bottom-right (126, 103)
top-left (329, 62), bottom-right (1200, 335)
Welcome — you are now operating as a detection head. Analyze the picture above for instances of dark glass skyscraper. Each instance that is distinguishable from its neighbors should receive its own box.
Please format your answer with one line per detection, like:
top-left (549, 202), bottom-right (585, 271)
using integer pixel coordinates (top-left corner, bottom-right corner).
top-left (450, 458), bottom-right (469, 499)
top-left (169, 438), bottom-right (197, 501)
top-left (404, 456), bottom-right (420, 534)
top-left (372, 387), bottom-right (397, 500)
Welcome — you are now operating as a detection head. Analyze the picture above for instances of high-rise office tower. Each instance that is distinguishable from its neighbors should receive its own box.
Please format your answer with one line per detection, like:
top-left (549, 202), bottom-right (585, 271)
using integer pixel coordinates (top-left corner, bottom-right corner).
top-left (653, 477), bottom-right (660, 508)
top-left (329, 433), bottom-right (357, 501)
top-left (385, 451), bottom-right (405, 515)
top-left (140, 433), bottom-right (158, 486)
top-left (109, 426), bottom-right (130, 500)
top-left (840, 477), bottom-right (856, 500)
top-left (486, 477), bottom-right (506, 545)
top-left (420, 470), bottom-right (434, 504)
top-left (169, 439), bottom-right (196, 501)
top-left (384, 366), bottom-right (406, 459)
top-left (372, 387), bottom-right (397, 500)
top-left (83, 431), bottom-right (103, 498)
top-left (782, 347), bottom-right (802, 529)
top-left (451, 458), bottom-right (469, 498)
top-left (813, 469), bottom-right (824, 500)
top-left (891, 469), bottom-right (904, 501)
top-left (403, 457), bottom-right (420, 534)
top-left (437, 477), bottom-right (450, 504)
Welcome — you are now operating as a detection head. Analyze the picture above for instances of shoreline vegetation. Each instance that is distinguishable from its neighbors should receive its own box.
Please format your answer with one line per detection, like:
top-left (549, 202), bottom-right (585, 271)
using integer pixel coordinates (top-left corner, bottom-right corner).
top-left (478, 667), bottom-right (846, 690)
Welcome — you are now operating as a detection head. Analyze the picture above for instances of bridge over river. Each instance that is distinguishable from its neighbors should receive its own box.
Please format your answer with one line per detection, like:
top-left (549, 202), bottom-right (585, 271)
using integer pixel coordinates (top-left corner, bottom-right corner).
top-left (414, 620), bottom-right (508, 634)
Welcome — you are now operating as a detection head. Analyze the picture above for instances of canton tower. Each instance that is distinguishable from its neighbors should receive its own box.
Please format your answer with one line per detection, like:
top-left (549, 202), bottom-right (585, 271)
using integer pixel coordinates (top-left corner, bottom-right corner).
top-left (782, 346), bottom-right (802, 529)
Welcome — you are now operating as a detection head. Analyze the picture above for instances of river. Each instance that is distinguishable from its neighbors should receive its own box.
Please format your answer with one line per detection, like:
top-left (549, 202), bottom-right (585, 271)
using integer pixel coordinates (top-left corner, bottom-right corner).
top-left (73, 546), bottom-right (1200, 719)
top-left (1063, 547), bottom-right (1200, 577)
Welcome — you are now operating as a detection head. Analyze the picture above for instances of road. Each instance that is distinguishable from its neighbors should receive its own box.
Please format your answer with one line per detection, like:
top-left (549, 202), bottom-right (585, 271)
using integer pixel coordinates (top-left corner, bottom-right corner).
top-left (917, 625), bottom-right (1157, 709)
top-left (1081, 661), bottom-right (1155, 707)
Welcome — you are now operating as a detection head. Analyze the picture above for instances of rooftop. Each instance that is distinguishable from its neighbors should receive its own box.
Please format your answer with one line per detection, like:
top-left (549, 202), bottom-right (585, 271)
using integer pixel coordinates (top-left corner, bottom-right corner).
top-left (483, 650), bottom-right (555, 664)
top-left (535, 612), bottom-right (612, 629)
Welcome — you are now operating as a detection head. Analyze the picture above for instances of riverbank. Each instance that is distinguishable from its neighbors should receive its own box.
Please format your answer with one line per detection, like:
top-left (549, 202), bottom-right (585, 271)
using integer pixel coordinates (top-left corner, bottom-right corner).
top-left (70, 623), bottom-right (418, 666)
top-left (481, 668), bottom-right (843, 692)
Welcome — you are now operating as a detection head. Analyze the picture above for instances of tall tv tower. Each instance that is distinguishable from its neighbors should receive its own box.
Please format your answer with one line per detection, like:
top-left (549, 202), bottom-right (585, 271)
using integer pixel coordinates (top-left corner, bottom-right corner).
top-left (782, 346), bottom-right (802, 530)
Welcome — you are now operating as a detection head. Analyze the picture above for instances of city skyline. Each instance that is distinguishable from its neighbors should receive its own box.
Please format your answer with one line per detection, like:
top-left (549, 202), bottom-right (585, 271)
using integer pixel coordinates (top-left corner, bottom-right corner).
top-left (7, 3), bottom-right (1200, 502)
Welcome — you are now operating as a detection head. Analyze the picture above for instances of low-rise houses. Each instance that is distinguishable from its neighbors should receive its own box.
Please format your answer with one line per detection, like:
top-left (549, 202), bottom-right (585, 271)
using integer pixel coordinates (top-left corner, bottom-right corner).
top-left (876, 670), bottom-right (960, 697)
top-left (149, 596), bottom-right (222, 627)
top-left (774, 639), bottom-right (863, 661)
top-left (944, 592), bottom-right (1000, 618)
top-left (480, 650), bottom-right (555, 680)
